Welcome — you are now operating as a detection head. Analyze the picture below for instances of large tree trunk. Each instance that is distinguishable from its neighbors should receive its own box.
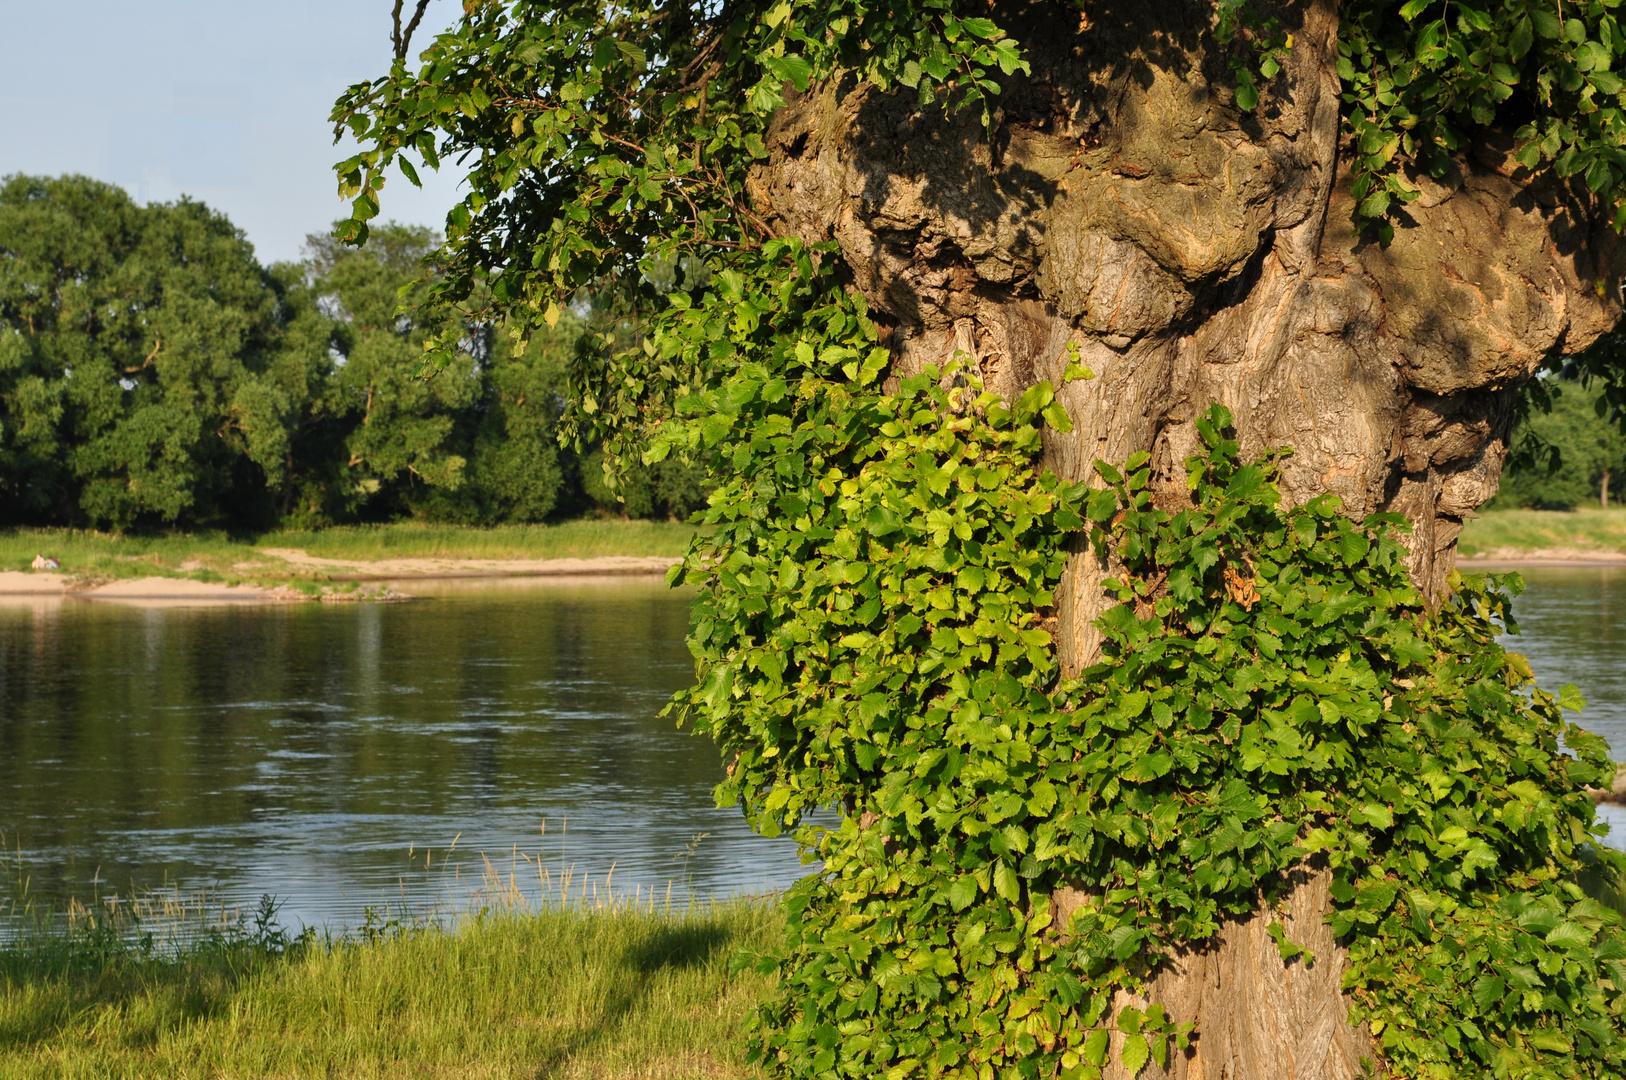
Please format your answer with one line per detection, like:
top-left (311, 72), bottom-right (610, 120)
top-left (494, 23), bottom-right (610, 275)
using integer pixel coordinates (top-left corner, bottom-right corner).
top-left (749, 1), bottom-right (1626, 1076)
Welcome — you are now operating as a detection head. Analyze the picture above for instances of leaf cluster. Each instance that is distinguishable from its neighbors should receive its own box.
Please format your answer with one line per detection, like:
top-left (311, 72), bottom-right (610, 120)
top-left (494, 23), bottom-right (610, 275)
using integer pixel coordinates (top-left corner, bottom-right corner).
top-left (329, 0), bottom-right (1027, 380)
top-left (1333, 0), bottom-right (1626, 240)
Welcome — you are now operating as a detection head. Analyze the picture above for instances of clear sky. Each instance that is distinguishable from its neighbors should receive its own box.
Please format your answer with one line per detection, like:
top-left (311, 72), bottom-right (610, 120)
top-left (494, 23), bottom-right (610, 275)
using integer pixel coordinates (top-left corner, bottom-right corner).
top-left (0, 0), bottom-right (467, 265)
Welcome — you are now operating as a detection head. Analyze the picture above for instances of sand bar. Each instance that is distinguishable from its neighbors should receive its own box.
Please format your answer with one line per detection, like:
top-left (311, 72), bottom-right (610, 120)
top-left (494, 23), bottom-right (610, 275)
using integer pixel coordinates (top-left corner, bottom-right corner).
top-left (0, 573), bottom-right (298, 606)
top-left (82, 577), bottom-right (299, 603)
top-left (1459, 547), bottom-right (1626, 567)
top-left (0, 552), bottom-right (684, 606)
top-left (0, 571), bottom-right (68, 594)
top-left (256, 548), bottom-right (680, 580)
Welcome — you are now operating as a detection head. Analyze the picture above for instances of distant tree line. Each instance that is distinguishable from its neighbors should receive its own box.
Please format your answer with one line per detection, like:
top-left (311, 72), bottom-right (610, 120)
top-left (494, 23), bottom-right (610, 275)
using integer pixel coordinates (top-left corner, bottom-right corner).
top-left (1496, 380), bottom-right (1626, 510)
top-left (0, 174), bottom-right (705, 531)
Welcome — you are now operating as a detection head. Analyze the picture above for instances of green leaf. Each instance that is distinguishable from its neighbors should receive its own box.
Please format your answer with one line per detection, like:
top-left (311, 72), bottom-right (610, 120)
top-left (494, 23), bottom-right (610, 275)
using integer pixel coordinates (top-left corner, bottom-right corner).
top-left (1122, 752), bottom-right (1173, 783)
top-left (1267, 921), bottom-right (1310, 963)
top-left (613, 40), bottom-right (647, 69)
top-left (763, 54), bottom-right (815, 92)
top-left (1235, 74), bottom-right (1259, 112)
top-left (1117, 1007), bottom-right (1143, 1035)
top-left (1042, 400), bottom-right (1073, 433)
top-left (1083, 1029), bottom-right (1110, 1068)
top-left (1510, 16), bottom-right (1534, 60)
top-left (994, 861), bottom-right (1020, 902)
top-left (1120, 1033), bottom-right (1151, 1076)
top-left (1528, 1031), bottom-right (1573, 1053)
top-left (1545, 921), bottom-right (1592, 950)
top-left (1472, 975), bottom-right (1505, 1011)
top-left (1531, 7), bottom-right (1562, 38)
top-left (1351, 803), bottom-right (1394, 829)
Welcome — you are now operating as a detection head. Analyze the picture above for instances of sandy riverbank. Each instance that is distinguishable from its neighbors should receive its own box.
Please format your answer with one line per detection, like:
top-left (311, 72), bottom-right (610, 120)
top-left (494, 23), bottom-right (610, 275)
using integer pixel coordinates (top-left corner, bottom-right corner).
top-left (0, 571), bottom-right (309, 605)
top-left (255, 548), bottom-right (681, 580)
top-left (1459, 547), bottom-right (1626, 567)
top-left (0, 551), bottom-right (683, 606)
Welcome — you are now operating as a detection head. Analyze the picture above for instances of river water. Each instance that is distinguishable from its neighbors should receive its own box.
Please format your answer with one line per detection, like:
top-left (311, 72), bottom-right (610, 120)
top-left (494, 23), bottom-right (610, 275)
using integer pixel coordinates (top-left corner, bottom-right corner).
top-left (1488, 565), bottom-right (1626, 842)
top-left (0, 578), bottom-right (808, 933)
top-left (0, 567), bottom-right (1621, 934)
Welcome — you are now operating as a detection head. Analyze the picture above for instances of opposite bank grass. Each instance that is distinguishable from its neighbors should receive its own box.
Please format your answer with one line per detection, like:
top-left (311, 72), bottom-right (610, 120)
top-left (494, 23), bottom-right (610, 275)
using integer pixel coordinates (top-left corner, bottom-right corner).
top-left (0, 897), bottom-right (782, 1080)
top-left (0, 519), bottom-right (699, 585)
top-left (1459, 506), bottom-right (1626, 557)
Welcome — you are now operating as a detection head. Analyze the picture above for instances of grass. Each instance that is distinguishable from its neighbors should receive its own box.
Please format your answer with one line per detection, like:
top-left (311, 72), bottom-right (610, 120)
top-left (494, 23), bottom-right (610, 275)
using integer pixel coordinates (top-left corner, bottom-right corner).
top-left (1459, 506), bottom-right (1626, 558)
top-left (0, 896), bottom-right (781, 1080)
top-left (0, 519), bottom-right (699, 588)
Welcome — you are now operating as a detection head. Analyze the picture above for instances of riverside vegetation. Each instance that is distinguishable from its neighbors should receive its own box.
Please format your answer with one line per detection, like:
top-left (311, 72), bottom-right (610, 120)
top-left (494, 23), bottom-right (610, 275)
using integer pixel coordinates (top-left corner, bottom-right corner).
top-left (0, 519), bottom-right (697, 589)
top-left (0, 895), bottom-right (781, 1080)
top-left (0, 175), bottom-right (708, 535)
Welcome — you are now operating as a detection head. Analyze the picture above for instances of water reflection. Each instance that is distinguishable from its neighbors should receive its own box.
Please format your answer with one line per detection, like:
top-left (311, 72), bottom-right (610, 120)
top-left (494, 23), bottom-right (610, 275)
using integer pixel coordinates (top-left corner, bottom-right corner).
top-left (0, 579), bottom-right (809, 931)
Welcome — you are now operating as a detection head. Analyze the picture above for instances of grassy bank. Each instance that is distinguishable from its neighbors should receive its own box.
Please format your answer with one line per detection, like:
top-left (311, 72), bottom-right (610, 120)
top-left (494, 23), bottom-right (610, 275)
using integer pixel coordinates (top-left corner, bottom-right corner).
top-left (0, 520), bottom-right (699, 587)
top-left (0, 899), bottom-right (780, 1080)
top-left (1459, 507), bottom-right (1626, 558)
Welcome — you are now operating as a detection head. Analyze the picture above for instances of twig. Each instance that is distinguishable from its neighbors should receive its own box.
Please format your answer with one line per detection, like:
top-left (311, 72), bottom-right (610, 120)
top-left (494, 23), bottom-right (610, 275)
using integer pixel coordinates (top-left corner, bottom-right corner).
top-left (392, 0), bottom-right (433, 61)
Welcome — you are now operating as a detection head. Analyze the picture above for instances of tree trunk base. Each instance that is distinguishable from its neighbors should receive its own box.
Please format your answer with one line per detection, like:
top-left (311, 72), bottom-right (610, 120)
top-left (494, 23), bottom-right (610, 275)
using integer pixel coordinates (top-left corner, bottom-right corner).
top-left (1089, 865), bottom-right (1377, 1080)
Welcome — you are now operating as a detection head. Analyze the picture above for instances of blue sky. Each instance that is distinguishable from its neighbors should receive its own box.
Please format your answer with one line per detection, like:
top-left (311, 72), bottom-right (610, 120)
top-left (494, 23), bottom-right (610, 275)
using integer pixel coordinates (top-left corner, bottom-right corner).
top-left (0, 0), bottom-right (467, 264)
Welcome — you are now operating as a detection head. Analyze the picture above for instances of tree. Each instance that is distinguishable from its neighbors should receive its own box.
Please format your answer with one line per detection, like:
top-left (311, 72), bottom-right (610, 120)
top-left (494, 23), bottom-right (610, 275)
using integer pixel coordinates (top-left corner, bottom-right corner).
top-left (1497, 382), bottom-right (1626, 510)
top-left (0, 175), bottom-right (294, 530)
top-left (0, 181), bottom-right (589, 531)
top-left (298, 222), bottom-right (585, 525)
top-left (335, 3), bottom-right (1626, 1078)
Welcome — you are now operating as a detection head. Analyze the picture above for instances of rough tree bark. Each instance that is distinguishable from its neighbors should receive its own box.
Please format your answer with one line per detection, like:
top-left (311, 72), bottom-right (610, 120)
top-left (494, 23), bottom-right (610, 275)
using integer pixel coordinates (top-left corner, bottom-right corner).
top-left (748, 1), bottom-right (1626, 1076)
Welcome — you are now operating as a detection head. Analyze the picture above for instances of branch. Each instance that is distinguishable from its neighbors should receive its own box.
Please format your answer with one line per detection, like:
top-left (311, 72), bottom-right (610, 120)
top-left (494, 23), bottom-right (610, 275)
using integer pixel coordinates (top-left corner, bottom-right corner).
top-left (392, 0), bottom-right (433, 61)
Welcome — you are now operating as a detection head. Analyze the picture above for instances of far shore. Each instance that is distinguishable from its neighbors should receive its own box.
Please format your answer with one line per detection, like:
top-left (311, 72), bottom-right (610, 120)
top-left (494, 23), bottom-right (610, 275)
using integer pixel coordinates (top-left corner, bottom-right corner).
top-left (7, 509), bottom-right (1626, 607)
top-left (1459, 548), bottom-right (1626, 568)
top-left (1459, 506), bottom-right (1626, 564)
top-left (0, 521), bottom-right (697, 605)
top-left (0, 554), bottom-right (683, 606)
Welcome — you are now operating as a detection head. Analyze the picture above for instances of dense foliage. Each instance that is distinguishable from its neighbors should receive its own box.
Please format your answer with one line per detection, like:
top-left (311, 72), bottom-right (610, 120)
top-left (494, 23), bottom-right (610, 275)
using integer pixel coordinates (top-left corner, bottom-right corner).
top-left (650, 243), bottom-right (1623, 1076)
top-left (1334, 0), bottom-right (1626, 238)
top-left (1497, 381), bottom-right (1626, 510)
top-left (333, 2), bottom-right (1626, 1077)
top-left (0, 175), bottom-right (700, 530)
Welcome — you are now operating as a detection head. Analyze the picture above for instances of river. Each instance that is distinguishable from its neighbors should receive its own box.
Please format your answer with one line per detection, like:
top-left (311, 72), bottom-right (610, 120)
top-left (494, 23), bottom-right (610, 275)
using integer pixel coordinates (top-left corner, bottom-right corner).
top-left (0, 578), bottom-right (806, 933)
top-left (0, 566), bottom-right (1620, 934)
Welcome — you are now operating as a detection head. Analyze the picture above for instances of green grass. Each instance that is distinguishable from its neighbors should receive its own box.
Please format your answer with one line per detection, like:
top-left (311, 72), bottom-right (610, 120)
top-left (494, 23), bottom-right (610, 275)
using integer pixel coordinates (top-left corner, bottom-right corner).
top-left (0, 899), bottom-right (781, 1080)
top-left (1459, 507), bottom-right (1626, 558)
top-left (0, 520), bottom-right (698, 587)
top-left (268, 520), bottom-right (698, 561)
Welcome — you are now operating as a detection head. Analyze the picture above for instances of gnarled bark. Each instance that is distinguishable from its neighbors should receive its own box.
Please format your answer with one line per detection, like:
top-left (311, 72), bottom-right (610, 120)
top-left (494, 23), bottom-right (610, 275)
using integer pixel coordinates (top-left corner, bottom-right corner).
top-left (749, 1), bottom-right (1626, 1076)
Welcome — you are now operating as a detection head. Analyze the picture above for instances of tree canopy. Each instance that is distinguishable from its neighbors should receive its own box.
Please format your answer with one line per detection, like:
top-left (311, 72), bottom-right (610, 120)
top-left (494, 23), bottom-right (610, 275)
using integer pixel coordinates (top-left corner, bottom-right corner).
top-left (0, 174), bottom-right (694, 531)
